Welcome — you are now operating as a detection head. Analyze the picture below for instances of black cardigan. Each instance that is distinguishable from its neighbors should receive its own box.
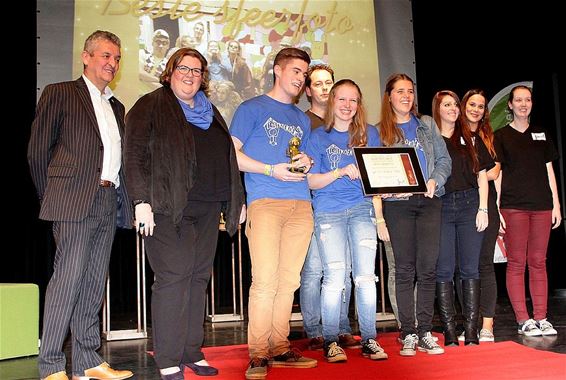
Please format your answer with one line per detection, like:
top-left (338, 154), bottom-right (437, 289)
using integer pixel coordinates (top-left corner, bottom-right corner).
top-left (124, 86), bottom-right (244, 236)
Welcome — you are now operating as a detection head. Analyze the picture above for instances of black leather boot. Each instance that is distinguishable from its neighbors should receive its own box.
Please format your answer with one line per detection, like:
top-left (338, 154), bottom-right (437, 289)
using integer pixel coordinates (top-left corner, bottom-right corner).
top-left (463, 279), bottom-right (480, 345)
top-left (436, 282), bottom-right (458, 346)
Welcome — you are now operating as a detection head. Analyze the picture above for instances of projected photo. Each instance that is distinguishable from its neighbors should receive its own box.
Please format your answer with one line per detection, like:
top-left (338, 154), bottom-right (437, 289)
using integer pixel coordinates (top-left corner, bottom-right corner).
top-left (71, 0), bottom-right (381, 123)
top-left (137, 5), bottom-right (330, 124)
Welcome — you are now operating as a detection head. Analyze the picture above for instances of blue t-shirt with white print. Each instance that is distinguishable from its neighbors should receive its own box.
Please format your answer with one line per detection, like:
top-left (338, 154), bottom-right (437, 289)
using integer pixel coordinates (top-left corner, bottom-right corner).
top-left (230, 95), bottom-right (311, 204)
top-left (306, 124), bottom-right (380, 213)
top-left (398, 114), bottom-right (428, 180)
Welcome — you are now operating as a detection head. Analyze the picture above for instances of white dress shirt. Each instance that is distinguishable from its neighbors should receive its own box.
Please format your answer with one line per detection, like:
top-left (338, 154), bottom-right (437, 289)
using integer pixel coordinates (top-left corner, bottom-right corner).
top-left (83, 75), bottom-right (121, 187)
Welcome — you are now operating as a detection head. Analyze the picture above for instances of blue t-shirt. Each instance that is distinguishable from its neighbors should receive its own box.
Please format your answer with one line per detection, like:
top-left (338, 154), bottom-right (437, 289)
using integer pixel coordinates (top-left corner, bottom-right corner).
top-left (230, 95), bottom-right (311, 204)
top-left (398, 114), bottom-right (428, 180)
top-left (306, 124), bottom-right (380, 212)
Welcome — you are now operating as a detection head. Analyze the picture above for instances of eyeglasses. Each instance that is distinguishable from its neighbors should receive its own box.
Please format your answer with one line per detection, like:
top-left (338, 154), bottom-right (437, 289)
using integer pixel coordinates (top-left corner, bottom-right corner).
top-left (176, 65), bottom-right (202, 77)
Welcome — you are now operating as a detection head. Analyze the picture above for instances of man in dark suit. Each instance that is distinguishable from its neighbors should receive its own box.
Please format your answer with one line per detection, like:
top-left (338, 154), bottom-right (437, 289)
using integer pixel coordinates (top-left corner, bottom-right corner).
top-left (28, 30), bottom-right (133, 380)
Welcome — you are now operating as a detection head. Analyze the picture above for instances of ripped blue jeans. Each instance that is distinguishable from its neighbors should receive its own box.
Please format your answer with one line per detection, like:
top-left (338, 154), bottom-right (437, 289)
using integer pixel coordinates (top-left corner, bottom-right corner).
top-left (315, 200), bottom-right (378, 343)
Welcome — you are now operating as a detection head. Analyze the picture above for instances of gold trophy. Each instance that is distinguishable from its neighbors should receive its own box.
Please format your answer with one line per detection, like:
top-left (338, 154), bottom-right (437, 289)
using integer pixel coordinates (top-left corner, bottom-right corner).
top-left (286, 136), bottom-right (305, 173)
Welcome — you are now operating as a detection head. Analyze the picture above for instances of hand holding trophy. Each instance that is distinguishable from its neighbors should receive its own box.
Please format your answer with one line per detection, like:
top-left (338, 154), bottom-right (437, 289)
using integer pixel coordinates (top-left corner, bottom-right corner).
top-left (286, 136), bottom-right (306, 173)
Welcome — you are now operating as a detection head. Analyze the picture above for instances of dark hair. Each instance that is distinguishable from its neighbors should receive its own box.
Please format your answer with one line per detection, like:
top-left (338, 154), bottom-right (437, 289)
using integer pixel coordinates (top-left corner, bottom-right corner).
top-left (379, 73), bottom-right (417, 146)
top-left (159, 48), bottom-right (209, 95)
top-left (303, 64), bottom-right (335, 103)
top-left (432, 90), bottom-right (479, 173)
top-left (83, 30), bottom-right (121, 53)
top-left (508, 85), bottom-right (532, 103)
top-left (324, 79), bottom-right (368, 147)
top-left (462, 89), bottom-right (496, 158)
top-left (272, 47), bottom-right (311, 83)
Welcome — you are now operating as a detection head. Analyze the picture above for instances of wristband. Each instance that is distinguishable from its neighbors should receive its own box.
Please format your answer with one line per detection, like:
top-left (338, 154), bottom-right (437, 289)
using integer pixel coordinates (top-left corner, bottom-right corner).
top-left (376, 218), bottom-right (386, 224)
top-left (332, 168), bottom-right (341, 179)
top-left (478, 207), bottom-right (488, 213)
top-left (264, 164), bottom-right (272, 176)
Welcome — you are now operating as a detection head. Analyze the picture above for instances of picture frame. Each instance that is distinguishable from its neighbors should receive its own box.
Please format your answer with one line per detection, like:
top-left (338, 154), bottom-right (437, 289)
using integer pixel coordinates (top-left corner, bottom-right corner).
top-left (353, 146), bottom-right (427, 195)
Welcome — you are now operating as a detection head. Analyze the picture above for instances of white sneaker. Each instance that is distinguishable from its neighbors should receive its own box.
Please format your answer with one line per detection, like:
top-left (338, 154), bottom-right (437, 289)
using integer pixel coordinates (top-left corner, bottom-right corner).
top-left (518, 319), bottom-right (542, 336)
top-left (479, 328), bottom-right (495, 342)
top-left (537, 319), bottom-right (557, 336)
top-left (400, 334), bottom-right (418, 356)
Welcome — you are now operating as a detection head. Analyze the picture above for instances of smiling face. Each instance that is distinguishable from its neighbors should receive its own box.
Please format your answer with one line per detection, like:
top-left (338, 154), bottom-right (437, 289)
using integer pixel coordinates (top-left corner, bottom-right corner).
top-left (389, 79), bottom-right (414, 122)
top-left (439, 95), bottom-right (460, 126)
top-left (509, 87), bottom-right (532, 120)
top-left (81, 38), bottom-right (121, 92)
top-left (332, 83), bottom-right (359, 129)
top-left (464, 94), bottom-right (486, 129)
top-left (274, 58), bottom-right (308, 103)
top-left (170, 55), bottom-right (203, 106)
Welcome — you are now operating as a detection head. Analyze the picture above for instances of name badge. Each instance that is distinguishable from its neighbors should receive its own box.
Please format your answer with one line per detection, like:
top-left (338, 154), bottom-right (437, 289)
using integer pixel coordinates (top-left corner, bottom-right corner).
top-left (531, 132), bottom-right (546, 141)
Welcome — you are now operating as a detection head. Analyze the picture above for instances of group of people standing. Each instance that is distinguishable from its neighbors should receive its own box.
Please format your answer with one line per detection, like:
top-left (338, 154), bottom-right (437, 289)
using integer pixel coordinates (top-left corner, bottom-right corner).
top-left (28, 29), bottom-right (561, 380)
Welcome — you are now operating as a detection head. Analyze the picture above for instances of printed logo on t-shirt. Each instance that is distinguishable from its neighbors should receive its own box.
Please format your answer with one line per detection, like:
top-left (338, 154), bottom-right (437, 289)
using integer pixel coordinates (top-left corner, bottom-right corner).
top-left (404, 137), bottom-right (424, 152)
top-left (531, 132), bottom-right (546, 141)
top-left (326, 144), bottom-right (353, 169)
top-left (263, 117), bottom-right (304, 146)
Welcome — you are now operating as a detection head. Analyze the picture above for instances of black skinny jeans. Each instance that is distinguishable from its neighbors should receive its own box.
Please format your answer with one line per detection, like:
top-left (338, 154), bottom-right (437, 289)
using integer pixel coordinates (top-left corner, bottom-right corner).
top-left (384, 195), bottom-right (442, 338)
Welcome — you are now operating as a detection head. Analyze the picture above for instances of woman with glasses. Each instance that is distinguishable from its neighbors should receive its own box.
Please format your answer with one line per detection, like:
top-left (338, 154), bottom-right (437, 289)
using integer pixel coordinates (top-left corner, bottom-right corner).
top-left (124, 48), bottom-right (245, 380)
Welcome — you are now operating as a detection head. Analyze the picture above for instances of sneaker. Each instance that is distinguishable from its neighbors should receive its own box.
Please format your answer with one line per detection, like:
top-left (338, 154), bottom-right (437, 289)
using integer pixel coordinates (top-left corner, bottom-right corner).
top-left (324, 341), bottom-right (347, 363)
top-left (269, 348), bottom-right (317, 368)
top-left (399, 334), bottom-right (418, 356)
top-left (338, 333), bottom-right (361, 349)
top-left (398, 332), bottom-right (437, 343)
top-left (417, 332), bottom-right (445, 355)
top-left (361, 339), bottom-right (388, 360)
top-left (479, 328), bottom-right (495, 342)
top-left (308, 336), bottom-right (324, 351)
top-left (245, 357), bottom-right (268, 380)
top-left (518, 319), bottom-right (543, 336)
top-left (537, 319), bottom-right (557, 336)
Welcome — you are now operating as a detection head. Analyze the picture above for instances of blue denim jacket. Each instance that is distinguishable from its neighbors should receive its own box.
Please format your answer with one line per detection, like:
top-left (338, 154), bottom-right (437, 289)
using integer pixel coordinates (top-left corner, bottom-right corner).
top-left (377, 114), bottom-right (451, 197)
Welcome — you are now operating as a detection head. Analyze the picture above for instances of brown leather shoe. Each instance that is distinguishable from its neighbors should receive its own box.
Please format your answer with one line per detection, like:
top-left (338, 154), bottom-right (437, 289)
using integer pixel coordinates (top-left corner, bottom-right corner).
top-left (338, 333), bottom-right (361, 349)
top-left (72, 362), bottom-right (133, 380)
top-left (42, 371), bottom-right (69, 380)
top-left (307, 336), bottom-right (324, 350)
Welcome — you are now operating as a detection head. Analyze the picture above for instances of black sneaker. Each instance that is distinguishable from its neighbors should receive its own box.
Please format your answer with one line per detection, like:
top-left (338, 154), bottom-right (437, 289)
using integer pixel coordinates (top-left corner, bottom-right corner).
top-left (361, 338), bottom-right (388, 360)
top-left (324, 341), bottom-right (347, 363)
top-left (269, 348), bottom-right (317, 368)
top-left (245, 357), bottom-right (268, 380)
top-left (417, 332), bottom-right (444, 355)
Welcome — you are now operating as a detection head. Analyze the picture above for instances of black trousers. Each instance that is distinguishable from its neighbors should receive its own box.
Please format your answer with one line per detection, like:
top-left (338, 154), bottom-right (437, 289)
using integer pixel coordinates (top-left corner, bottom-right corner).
top-left (145, 200), bottom-right (223, 369)
top-left (384, 195), bottom-right (442, 337)
top-left (479, 184), bottom-right (500, 318)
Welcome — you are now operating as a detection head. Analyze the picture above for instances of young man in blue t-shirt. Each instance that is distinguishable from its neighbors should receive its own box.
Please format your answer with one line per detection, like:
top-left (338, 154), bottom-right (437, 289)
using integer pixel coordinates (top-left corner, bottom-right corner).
top-left (230, 47), bottom-right (317, 380)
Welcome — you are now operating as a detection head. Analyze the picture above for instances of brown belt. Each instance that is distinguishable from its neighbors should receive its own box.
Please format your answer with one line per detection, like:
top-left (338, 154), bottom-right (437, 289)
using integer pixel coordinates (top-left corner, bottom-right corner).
top-left (99, 180), bottom-right (115, 188)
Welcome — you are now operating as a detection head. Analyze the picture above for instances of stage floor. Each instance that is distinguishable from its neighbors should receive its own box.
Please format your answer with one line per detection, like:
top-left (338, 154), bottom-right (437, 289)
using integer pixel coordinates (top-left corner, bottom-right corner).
top-left (1, 295), bottom-right (565, 379)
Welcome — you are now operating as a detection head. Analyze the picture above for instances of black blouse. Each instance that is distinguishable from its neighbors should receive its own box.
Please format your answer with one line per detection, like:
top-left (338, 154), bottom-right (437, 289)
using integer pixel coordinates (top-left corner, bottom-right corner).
top-left (443, 134), bottom-right (494, 194)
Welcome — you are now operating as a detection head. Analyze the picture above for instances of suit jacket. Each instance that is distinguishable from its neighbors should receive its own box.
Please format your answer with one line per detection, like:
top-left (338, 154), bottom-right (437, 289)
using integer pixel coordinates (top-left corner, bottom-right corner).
top-left (124, 86), bottom-right (244, 236)
top-left (28, 77), bottom-right (133, 228)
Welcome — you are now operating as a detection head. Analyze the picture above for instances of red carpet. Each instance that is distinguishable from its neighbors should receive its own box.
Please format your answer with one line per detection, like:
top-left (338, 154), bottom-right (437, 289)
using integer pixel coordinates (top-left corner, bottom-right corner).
top-left (159, 332), bottom-right (566, 379)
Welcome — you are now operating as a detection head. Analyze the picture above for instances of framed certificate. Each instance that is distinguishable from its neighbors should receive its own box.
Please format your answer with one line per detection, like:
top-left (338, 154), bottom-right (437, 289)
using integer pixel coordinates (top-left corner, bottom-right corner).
top-left (353, 147), bottom-right (427, 195)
